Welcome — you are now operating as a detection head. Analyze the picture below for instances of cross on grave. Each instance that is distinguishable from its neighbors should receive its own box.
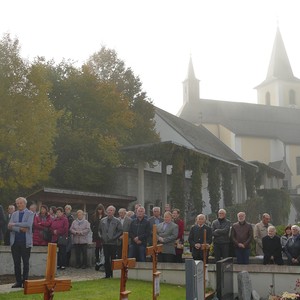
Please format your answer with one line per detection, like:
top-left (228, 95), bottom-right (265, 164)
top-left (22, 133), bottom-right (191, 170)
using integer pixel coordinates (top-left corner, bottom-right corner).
top-left (146, 224), bottom-right (163, 300)
top-left (112, 231), bottom-right (136, 300)
top-left (24, 243), bottom-right (71, 300)
top-left (201, 229), bottom-right (213, 300)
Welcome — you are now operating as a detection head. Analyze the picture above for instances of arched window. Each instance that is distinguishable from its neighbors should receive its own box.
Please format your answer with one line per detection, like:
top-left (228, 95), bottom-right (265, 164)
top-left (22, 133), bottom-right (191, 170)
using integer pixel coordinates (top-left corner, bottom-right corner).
top-left (289, 89), bottom-right (296, 105)
top-left (265, 92), bottom-right (271, 105)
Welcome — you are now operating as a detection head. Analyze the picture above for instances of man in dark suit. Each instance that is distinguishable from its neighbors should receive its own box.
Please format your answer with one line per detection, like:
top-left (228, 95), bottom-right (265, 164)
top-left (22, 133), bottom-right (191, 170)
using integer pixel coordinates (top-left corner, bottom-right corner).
top-left (188, 214), bottom-right (212, 261)
top-left (128, 206), bottom-right (150, 262)
top-left (4, 205), bottom-right (15, 245)
top-left (0, 204), bottom-right (6, 244)
top-left (262, 225), bottom-right (283, 265)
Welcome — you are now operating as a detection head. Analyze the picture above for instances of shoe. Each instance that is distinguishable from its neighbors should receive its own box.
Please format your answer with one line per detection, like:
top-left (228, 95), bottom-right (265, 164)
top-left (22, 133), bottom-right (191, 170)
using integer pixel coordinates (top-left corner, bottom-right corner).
top-left (60, 266), bottom-right (66, 270)
top-left (11, 282), bottom-right (22, 288)
top-left (95, 263), bottom-right (100, 271)
top-left (57, 266), bottom-right (61, 270)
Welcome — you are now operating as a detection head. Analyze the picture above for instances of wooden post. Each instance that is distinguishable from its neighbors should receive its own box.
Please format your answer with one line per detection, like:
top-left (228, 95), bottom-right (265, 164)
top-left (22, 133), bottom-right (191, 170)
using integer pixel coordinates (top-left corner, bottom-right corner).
top-left (146, 224), bottom-right (163, 300)
top-left (112, 232), bottom-right (136, 300)
top-left (24, 243), bottom-right (71, 300)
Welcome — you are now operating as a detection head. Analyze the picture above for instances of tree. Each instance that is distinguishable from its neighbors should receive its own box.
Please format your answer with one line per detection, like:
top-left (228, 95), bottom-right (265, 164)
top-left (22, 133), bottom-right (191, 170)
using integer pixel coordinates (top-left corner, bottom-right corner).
top-left (0, 34), bottom-right (58, 202)
top-left (207, 158), bottom-right (221, 214)
top-left (86, 46), bottom-right (159, 147)
top-left (47, 61), bottom-right (135, 191)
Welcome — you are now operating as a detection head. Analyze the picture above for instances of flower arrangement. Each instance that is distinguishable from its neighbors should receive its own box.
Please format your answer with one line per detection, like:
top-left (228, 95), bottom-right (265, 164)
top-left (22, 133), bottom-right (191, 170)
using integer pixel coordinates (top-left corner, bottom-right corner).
top-left (268, 279), bottom-right (300, 300)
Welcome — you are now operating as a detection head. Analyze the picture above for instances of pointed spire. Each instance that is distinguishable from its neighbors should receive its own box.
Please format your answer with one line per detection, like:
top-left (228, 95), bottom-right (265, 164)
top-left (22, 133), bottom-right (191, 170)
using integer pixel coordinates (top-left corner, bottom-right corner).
top-left (266, 26), bottom-right (294, 80)
top-left (186, 55), bottom-right (196, 80)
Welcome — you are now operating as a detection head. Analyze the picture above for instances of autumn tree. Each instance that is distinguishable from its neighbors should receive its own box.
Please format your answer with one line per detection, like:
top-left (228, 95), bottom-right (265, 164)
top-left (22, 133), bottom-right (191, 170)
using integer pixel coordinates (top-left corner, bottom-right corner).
top-left (0, 34), bottom-right (58, 202)
top-left (47, 61), bottom-right (135, 191)
top-left (86, 46), bottom-right (159, 147)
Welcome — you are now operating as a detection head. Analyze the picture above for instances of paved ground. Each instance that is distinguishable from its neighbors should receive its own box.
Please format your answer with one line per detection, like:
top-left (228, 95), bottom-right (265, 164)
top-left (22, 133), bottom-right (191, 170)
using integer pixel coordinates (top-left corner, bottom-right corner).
top-left (0, 266), bottom-right (105, 294)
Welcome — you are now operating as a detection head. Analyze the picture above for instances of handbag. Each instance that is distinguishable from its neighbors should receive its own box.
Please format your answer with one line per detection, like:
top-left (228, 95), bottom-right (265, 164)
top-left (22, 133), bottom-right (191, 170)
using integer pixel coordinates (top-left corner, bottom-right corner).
top-left (57, 235), bottom-right (68, 246)
top-left (42, 228), bottom-right (52, 242)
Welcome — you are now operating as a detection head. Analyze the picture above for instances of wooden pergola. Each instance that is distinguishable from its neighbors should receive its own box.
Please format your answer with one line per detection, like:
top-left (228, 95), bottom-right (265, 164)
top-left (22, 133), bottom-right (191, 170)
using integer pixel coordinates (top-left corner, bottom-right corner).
top-left (26, 187), bottom-right (136, 214)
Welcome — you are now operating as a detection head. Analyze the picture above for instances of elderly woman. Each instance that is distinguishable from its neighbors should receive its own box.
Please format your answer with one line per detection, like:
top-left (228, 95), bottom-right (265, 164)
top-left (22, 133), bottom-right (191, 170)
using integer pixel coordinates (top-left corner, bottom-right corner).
top-left (284, 225), bottom-right (300, 265)
top-left (70, 210), bottom-right (91, 269)
top-left (156, 211), bottom-right (178, 262)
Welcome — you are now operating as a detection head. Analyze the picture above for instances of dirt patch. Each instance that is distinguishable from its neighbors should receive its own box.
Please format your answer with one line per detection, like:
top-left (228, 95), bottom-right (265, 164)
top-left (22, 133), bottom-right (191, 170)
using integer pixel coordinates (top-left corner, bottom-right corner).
top-left (0, 275), bottom-right (44, 285)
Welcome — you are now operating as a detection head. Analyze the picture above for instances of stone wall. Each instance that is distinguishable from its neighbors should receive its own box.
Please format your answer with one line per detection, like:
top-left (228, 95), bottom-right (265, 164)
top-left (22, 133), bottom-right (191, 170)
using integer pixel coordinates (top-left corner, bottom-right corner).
top-left (0, 244), bottom-right (96, 276)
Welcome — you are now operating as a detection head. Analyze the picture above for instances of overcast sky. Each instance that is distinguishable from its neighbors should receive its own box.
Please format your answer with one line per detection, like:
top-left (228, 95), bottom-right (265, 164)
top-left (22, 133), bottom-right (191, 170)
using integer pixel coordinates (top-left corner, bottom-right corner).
top-left (1, 0), bottom-right (300, 114)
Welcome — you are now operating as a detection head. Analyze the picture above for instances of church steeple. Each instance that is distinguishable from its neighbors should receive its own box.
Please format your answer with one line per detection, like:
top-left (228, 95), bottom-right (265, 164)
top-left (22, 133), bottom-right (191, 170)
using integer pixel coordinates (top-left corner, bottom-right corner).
top-left (265, 27), bottom-right (295, 81)
top-left (182, 56), bottom-right (200, 105)
top-left (255, 26), bottom-right (300, 107)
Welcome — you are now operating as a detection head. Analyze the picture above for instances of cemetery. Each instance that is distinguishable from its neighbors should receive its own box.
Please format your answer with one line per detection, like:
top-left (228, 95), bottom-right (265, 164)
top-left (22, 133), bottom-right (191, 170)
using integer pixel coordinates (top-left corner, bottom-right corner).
top-left (2, 241), bottom-right (300, 299)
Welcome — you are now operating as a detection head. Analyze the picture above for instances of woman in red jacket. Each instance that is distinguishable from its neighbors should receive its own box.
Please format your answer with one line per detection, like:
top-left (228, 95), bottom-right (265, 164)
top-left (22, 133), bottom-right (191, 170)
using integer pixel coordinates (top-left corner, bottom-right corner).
top-left (50, 207), bottom-right (69, 269)
top-left (33, 205), bottom-right (52, 246)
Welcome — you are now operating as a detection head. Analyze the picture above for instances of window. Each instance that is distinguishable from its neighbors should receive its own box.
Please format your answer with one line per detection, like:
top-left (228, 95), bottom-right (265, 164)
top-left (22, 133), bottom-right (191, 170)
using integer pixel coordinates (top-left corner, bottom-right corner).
top-left (289, 89), bottom-right (296, 105)
top-left (265, 92), bottom-right (271, 105)
top-left (297, 157), bottom-right (300, 175)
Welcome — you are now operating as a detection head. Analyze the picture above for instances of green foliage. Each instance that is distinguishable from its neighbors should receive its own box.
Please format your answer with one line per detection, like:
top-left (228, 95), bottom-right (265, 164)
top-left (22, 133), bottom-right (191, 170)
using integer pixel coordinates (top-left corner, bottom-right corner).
top-left (170, 150), bottom-right (185, 213)
top-left (47, 61), bottom-right (134, 191)
top-left (86, 46), bottom-right (159, 147)
top-left (221, 162), bottom-right (233, 207)
top-left (244, 164), bottom-right (257, 198)
top-left (189, 154), bottom-right (206, 213)
top-left (207, 158), bottom-right (221, 214)
top-left (0, 34), bottom-right (58, 203)
top-left (226, 189), bottom-right (291, 225)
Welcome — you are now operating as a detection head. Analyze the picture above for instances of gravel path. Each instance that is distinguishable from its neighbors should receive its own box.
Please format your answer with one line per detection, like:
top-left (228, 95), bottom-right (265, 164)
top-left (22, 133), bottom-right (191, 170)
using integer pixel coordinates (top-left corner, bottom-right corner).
top-left (0, 266), bottom-right (105, 294)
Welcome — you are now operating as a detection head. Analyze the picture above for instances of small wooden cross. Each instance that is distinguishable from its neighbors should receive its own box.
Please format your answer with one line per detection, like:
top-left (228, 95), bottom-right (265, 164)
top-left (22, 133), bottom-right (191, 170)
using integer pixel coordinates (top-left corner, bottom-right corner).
top-left (146, 224), bottom-right (163, 300)
top-left (112, 231), bottom-right (136, 300)
top-left (24, 243), bottom-right (71, 300)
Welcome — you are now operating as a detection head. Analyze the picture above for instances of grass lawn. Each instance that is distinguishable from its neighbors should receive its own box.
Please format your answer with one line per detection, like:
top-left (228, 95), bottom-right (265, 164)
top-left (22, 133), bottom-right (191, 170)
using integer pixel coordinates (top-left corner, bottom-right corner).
top-left (1, 279), bottom-right (186, 300)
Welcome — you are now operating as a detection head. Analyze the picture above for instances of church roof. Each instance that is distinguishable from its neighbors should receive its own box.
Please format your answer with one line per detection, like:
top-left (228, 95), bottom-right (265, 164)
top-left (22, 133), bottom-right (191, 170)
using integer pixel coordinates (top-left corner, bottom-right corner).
top-left (155, 106), bottom-right (249, 165)
top-left (256, 27), bottom-right (300, 88)
top-left (178, 99), bottom-right (300, 145)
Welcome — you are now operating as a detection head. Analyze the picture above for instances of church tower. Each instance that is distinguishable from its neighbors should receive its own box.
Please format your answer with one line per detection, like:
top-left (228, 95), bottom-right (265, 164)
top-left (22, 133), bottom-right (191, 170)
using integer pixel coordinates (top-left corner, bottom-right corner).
top-left (255, 27), bottom-right (300, 108)
top-left (182, 56), bottom-right (200, 105)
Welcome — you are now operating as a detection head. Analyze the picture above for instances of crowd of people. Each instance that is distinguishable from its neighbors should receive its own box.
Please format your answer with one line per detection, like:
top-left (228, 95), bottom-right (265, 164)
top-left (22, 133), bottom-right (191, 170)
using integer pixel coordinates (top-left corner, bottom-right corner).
top-left (1, 198), bottom-right (300, 288)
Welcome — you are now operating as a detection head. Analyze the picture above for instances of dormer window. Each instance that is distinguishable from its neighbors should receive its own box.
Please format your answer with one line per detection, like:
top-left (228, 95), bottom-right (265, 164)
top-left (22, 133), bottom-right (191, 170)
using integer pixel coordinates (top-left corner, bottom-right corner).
top-left (265, 92), bottom-right (271, 105)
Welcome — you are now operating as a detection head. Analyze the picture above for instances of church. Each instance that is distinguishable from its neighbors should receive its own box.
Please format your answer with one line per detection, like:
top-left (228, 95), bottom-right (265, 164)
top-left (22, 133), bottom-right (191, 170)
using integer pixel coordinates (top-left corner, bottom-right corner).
top-left (118, 26), bottom-right (300, 221)
top-left (177, 27), bottom-right (300, 195)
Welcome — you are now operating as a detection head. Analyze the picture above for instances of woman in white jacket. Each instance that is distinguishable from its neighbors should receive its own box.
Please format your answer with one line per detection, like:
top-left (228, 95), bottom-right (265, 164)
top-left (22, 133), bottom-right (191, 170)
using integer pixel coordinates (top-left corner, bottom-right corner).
top-left (70, 210), bottom-right (91, 269)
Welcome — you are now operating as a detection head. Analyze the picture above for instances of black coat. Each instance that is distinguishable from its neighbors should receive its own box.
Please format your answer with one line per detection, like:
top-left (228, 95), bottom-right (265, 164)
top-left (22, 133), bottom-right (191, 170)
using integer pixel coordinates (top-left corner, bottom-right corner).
top-left (262, 235), bottom-right (283, 265)
top-left (188, 224), bottom-right (212, 260)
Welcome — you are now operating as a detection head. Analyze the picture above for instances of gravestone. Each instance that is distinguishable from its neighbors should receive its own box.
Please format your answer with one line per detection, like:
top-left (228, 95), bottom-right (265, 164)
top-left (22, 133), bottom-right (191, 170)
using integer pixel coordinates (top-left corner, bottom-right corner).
top-left (238, 271), bottom-right (252, 300)
top-left (185, 259), bottom-right (204, 300)
top-left (216, 257), bottom-right (234, 300)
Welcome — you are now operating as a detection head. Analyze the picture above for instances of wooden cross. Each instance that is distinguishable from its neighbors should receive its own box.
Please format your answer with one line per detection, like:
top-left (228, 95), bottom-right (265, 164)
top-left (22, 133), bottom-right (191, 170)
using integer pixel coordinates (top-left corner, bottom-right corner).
top-left (24, 243), bottom-right (71, 300)
top-left (112, 231), bottom-right (136, 300)
top-left (146, 224), bottom-right (163, 300)
top-left (201, 229), bottom-right (211, 300)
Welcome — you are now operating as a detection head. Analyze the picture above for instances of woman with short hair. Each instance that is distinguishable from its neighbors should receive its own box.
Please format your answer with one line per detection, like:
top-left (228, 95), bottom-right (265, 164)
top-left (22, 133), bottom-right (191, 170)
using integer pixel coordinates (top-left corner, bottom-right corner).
top-left (284, 225), bottom-right (300, 265)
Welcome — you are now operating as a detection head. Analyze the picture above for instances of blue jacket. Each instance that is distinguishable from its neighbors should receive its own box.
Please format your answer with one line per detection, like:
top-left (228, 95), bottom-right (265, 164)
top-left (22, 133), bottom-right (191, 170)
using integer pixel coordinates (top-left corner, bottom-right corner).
top-left (9, 208), bottom-right (34, 248)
